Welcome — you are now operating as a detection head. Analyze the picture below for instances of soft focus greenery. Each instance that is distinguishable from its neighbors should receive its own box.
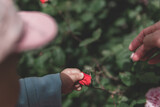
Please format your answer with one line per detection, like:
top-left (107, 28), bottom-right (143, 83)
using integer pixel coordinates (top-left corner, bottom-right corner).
top-left (16, 0), bottom-right (160, 106)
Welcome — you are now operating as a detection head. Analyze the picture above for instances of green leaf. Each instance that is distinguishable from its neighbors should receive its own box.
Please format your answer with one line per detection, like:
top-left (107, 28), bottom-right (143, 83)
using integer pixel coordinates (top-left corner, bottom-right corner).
top-left (115, 18), bottom-right (126, 26)
top-left (136, 98), bottom-right (146, 104)
top-left (119, 72), bottom-right (136, 86)
top-left (81, 12), bottom-right (93, 22)
top-left (118, 96), bottom-right (128, 103)
top-left (130, 100), bottom-right (137, 107)
top-left (118, 103), bottom-right (129, 107)
top-left (116, 48), bottom-right (131, 69)
top-left (79, 29), bottom-right (102, 47)
top-left (130, 98), bottom-right (145, 107)
top-left (51, 46), bottom-right (66, 67)
top-left (138, 72), bottom-right (160, 84)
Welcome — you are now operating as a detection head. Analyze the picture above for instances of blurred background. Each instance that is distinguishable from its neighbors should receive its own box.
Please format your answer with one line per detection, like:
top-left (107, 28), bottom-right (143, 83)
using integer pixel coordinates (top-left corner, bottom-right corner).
top-left (16, 0), bottom-right (160, 107)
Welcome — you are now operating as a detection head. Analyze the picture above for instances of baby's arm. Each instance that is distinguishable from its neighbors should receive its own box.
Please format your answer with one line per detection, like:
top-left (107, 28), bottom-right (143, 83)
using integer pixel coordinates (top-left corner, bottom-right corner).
top-left (16, 68), bottom-right (84, 107)
top-left (17, 74), bottom-right (62, 107)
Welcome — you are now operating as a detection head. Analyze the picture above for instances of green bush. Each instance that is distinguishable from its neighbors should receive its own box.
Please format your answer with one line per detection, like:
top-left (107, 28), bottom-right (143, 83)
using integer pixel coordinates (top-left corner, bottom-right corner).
top-left (16, 0), bottom-right (160, 106)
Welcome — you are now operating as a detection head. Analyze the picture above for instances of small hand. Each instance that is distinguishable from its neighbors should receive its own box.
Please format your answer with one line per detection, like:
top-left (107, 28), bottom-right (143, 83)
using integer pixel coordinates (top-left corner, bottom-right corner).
top-left (60, 68), bottom-right (84, 94)
top-left (129, 21), bottom-right (160, 64)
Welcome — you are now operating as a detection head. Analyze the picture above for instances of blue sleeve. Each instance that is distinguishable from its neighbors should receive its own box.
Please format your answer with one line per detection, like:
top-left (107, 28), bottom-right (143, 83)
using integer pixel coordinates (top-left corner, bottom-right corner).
top-left (16, 73), bottom-right (62, 107)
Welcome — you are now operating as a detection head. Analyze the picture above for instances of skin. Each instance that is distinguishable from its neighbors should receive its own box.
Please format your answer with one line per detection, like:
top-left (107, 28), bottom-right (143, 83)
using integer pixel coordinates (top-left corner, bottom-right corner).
top-left (0, 54), bottom-right (20, 107)
top-left (129, 21), bottom-right (160, 64)
top-left (0, 1), bottom-right (23, 106)
top-left (60, 68), bottom-right (84, 94)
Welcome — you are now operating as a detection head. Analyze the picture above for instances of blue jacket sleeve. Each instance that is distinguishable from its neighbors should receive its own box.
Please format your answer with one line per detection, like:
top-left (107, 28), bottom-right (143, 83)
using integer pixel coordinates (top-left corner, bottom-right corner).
top-left (16, 73), bottom-right (62, 107)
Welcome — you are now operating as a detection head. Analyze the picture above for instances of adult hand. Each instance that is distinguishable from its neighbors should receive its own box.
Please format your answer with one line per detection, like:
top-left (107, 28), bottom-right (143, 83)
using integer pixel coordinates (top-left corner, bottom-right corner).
top-left (129, 21), bottom-right (160, 64)
top-left (60, 68), bottom-right (84, 94)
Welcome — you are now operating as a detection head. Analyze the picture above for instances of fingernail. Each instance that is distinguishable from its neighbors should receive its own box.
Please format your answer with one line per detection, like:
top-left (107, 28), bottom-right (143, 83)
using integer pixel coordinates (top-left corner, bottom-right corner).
top-left (80, 73), bottom-right (84, 78)
top-left (132, 54), bottom-right (139, 62)
top-left (129, 44), bottom-right (131, 49)
top-left (130, 53), bottom-right (134, 59)
top-left (129, 44), bottom-right (133, 51)
top-left (77, 87), bottom-right (82, 91)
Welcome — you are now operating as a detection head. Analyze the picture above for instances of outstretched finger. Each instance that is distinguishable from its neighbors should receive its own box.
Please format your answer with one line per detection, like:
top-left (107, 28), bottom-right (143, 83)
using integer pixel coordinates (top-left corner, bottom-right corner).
top-left (129, 24), bottom-right (158, 51)
top-left (148, 54), bottom-right (160, 64)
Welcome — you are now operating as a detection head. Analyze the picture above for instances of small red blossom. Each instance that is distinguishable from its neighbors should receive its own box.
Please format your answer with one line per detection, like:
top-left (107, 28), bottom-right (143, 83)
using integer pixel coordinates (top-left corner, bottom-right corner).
top-left (79, 72), bottom-right (92, 86)
top-left (40, 0), bottom-right (48, 4)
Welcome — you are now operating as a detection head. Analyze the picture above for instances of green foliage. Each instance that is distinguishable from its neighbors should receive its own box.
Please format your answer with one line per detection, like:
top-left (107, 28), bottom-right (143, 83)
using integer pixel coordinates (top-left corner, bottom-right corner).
top-left (79, 29), bottom-right (102, 47)
top-left (119, 72), bottom-right (136, 86)
top-left (16, 0), bottom-right (160, 106)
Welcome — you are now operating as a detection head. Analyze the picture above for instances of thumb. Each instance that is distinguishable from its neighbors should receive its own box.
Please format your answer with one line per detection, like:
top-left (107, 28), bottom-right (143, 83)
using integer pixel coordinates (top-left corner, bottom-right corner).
top-left (72, 72), bottom-right (84, 83)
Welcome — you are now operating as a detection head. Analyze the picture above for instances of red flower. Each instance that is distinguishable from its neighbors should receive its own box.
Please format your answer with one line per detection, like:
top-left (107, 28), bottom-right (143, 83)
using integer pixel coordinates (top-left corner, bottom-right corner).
top-left (79, 72), bottom-right (92, 86)
top-left (40, 0), bottom-right (48, 4)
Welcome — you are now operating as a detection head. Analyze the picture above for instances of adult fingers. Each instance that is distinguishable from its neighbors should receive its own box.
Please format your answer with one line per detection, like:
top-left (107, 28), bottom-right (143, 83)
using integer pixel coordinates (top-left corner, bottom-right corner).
top-left (131, 29), bottom-right (160, 61)
top-left (132, 45), bottom-right (157, 62)
top-left (140, 48), bottom-right (158, 61)
top-left (143, 30), bottom-right (160, 49)
top-left (148, 54), bottom-right (160, 64)
top-left (129, 31), bottom-right (145, 51)
top-left (129, 23), bottom-right (159, 51)
top-left (131, 44), bottom-right (148, 61)
top-left (142, 30), bottom-right (160, 61)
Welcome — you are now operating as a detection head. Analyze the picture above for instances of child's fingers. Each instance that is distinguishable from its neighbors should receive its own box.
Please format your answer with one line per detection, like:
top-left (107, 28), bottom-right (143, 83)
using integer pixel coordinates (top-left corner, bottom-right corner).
top-left (74, 83), bottom-right (81, 88)
top-left (74, 83), bottom-right (82, 91)
top-left (74, 86), bottom-right (82, 91)
top-left (64, 68), bottom-right (81, 74)
top-left (62, 68), bottom-right (84, 83)
top-left (70, 68), bottom-right (81, 73)
top-left (71, 72), bottom-right (84, 83)
top-left (76, 87), bottom-right (82, 91)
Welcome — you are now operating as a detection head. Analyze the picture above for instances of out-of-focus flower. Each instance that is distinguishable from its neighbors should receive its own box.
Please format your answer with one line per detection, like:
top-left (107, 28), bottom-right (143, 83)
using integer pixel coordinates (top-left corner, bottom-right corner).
top-left (145, 87), bottom-right (160, 107)
top-left (79, 72), bottom-right (91, 86)
top-left (40, 0), bottom-right (49, 4)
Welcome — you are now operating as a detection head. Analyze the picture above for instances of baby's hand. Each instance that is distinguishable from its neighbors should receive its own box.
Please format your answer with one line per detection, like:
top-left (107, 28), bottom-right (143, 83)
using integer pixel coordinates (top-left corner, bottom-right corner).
top-left (60, 68), bottom-right (84, 94)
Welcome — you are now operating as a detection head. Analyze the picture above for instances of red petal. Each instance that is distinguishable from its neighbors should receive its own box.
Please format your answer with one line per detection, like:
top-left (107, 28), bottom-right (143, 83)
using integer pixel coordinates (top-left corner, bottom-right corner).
top-left (79, 72), bottom-right (92, 86)
top-left (40, 0), bottom-right (48, 4)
